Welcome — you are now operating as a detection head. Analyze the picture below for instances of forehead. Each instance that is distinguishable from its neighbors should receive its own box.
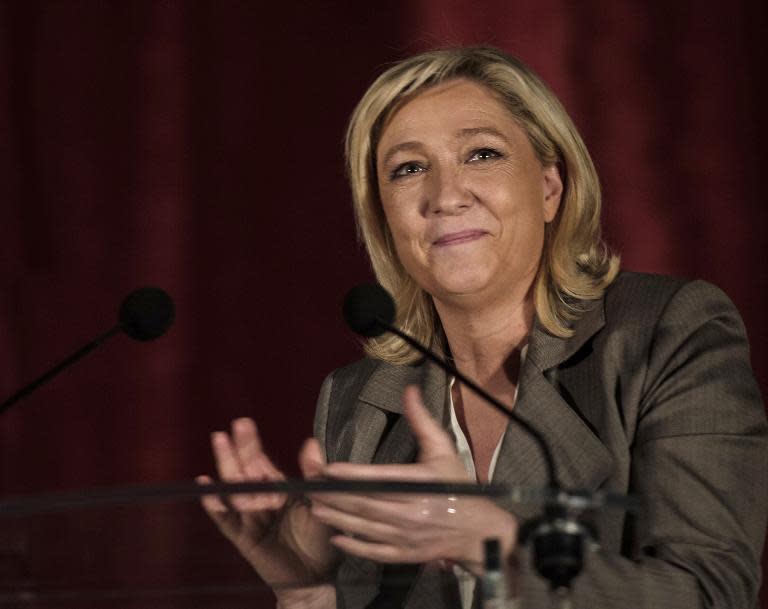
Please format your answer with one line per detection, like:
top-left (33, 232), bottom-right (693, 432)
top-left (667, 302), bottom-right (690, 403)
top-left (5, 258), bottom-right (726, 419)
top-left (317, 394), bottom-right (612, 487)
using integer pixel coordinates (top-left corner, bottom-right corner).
top-left (378, 78), bottom-right (517, 148)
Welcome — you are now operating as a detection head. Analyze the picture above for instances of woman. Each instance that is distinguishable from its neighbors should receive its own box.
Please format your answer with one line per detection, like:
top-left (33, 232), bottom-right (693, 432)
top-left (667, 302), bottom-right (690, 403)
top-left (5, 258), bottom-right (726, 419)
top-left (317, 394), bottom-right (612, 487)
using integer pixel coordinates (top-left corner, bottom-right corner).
top-left (199, 47), bottom-right (767, 609)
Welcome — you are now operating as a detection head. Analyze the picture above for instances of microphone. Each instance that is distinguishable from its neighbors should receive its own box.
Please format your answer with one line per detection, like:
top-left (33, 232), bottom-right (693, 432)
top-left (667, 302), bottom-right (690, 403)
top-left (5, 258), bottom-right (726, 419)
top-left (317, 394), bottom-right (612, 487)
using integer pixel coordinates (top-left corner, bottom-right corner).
top-left (0, 287), bottom-right (175, 414)
top-left (119, 287), bottom-right (175, 341)
top-left (342, 284), bottom-right (396, 338)
top-left (342, 283), bottom-right (607, 596)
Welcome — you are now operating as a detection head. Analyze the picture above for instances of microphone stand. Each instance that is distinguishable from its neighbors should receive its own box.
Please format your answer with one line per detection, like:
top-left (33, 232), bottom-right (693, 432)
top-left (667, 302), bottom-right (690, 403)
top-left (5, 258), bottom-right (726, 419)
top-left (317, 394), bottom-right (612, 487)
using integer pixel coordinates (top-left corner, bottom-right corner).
top-left (0, 287), bottom-right (174, 416)
top-left (0, 326), bottom-right (121, 415)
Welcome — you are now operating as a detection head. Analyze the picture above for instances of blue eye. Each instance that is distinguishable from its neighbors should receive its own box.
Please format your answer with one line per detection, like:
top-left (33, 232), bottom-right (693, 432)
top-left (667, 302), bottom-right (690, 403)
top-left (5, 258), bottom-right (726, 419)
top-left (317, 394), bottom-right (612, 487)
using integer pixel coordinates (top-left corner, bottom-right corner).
top-left (390, 162), bottom-right (425, 180)
top-left (469, 148), bottom-right (502, 162)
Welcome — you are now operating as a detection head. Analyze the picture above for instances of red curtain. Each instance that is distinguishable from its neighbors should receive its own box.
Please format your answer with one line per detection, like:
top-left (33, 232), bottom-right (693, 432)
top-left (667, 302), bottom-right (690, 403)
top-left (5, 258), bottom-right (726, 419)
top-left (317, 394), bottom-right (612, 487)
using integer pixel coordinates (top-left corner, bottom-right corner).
top-left (1, 1), bottom-right (766, 606)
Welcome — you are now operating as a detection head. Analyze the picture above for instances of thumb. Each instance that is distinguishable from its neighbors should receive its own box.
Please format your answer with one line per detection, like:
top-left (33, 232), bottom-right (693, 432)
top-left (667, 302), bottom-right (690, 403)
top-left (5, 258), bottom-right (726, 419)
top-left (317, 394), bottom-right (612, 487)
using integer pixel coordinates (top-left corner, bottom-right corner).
top-left (298, 437), bottom-right (326, 480)
top-left (402, 384), bottom-right (455, 460)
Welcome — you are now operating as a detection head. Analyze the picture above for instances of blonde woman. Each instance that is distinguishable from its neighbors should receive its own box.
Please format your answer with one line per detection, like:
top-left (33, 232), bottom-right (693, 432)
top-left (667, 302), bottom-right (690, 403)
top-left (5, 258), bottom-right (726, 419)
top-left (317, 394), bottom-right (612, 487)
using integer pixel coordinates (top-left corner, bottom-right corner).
top-left (200, 47), bottom-right (767, 609)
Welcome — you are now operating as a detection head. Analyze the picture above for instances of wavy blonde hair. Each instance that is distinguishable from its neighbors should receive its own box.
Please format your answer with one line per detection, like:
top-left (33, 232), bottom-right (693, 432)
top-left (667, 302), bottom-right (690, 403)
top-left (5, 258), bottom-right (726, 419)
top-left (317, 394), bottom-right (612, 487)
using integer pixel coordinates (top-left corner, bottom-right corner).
top-left (345, 47), bottom-right (619, 364)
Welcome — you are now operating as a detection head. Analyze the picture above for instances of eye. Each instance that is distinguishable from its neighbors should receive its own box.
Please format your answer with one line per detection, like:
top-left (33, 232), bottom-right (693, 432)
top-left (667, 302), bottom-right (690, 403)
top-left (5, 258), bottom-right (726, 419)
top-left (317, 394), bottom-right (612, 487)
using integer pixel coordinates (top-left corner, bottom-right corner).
top-left (390, 161), bottom-right (426, 180)
top-left (468, 148), bottom-right (502, 162)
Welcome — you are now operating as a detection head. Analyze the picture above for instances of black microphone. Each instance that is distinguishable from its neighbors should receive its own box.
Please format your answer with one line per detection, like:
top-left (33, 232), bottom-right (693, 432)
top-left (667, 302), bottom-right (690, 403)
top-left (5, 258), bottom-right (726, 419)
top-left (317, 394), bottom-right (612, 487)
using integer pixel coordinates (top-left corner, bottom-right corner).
top-left (119, 287), bottom-right (175, 341)
top-left (0, 287), bottom-right (175, 414)
top-left (343, 283), bottom-right (608, 596)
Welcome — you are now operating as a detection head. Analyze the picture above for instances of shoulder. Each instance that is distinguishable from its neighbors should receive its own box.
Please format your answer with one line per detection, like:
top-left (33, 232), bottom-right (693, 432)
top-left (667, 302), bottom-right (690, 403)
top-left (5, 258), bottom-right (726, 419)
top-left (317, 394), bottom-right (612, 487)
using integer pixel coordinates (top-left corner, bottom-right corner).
top-left (565, 271), bottom-right (744, 371)
top-left (323, 357), bottom-right (382, 391)
top-left (560, 272), bottom-right (756, 433)
top-left (602, 271), bottom-right (685, 311)
top-left (314, 357), bottom-right (399, 432)
top-left (599, 272), bottom-right (761, 432)
top-left (314, 358), bottom-right (382, 422)
top-left (600, 271), bottom-right (745, 338)
top-left (592, 271), bottom-right (751, 387)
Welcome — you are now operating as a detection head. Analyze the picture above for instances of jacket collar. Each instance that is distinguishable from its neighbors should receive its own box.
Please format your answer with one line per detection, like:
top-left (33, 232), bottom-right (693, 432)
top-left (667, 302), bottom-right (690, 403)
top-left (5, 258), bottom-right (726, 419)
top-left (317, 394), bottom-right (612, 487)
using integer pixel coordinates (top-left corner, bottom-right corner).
top-left (526, 296), bottom-right (605, 371)
top-left (356, 292), bottom-right (606, 411)
top-left (358, 356), bottom-right (447, 419)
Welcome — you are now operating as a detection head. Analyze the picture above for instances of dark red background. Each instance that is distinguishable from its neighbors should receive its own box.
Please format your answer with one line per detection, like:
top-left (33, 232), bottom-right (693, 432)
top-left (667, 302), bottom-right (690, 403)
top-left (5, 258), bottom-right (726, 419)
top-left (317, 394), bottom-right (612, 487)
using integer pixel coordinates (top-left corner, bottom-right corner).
top-left (1, 1), bottom-right (766, 606)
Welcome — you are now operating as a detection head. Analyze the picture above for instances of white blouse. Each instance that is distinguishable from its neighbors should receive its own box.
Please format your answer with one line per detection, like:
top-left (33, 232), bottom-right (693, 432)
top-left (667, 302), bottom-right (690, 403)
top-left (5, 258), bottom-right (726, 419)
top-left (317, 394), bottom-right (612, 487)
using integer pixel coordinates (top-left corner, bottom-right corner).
top-left (448, 345), bottom-right (526, 609)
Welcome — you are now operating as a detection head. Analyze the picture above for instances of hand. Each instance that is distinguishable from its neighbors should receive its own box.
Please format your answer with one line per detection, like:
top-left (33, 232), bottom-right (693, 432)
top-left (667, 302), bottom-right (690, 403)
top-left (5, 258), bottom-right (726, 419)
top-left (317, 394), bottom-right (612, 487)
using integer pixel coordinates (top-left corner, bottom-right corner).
top-left (197, 418), bottom-right (339, 589)
top-left (309, 386), bottom-right (518, 574)
top-left (197, 418), bottom-right (285, 548)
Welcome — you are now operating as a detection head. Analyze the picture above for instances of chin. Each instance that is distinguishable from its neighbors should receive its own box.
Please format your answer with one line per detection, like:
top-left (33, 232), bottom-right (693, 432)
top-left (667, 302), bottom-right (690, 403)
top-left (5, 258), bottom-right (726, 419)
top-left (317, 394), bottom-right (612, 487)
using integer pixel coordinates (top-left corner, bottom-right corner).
top-left (427, 271), bottom-right (496, 300)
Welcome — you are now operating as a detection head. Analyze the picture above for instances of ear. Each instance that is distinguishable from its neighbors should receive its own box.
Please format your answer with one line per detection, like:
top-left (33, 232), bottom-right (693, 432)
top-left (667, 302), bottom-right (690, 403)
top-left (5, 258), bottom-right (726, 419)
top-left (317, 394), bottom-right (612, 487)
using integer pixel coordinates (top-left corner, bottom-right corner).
top-left (542, 164), bottom-right (563, 223)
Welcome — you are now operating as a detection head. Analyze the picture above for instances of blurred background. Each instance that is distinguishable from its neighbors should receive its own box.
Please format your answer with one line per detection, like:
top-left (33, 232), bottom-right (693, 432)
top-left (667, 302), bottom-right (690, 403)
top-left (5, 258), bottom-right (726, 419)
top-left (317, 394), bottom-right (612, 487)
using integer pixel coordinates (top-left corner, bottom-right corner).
top-left (0, 0), bottom-right (766, 606)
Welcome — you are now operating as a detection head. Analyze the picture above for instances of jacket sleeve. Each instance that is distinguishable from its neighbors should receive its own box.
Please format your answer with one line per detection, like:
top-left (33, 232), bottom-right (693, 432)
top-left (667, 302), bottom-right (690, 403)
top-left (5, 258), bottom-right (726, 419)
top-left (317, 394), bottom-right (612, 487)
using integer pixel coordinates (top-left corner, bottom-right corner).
top-left (521, 280), bottom-right (768, 609)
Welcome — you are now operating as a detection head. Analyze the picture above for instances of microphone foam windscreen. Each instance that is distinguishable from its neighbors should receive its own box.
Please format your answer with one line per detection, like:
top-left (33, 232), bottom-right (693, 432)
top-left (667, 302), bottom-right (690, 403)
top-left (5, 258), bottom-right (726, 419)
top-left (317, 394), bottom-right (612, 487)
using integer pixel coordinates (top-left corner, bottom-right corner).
top-left (119, 287), bottom-right (175, 341)
top-left (342, 284), bottom-right (395, 338)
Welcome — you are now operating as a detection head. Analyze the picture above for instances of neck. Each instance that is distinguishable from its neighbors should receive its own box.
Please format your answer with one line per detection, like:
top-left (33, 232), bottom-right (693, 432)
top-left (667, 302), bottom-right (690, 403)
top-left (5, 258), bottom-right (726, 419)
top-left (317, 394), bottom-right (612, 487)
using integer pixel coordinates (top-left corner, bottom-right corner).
top-left (434, 283), bottom-right (535, 382)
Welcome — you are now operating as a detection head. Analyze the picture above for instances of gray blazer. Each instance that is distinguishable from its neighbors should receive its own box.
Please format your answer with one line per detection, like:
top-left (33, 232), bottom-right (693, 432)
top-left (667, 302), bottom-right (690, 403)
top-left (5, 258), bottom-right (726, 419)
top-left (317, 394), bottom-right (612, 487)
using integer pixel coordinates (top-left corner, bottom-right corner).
top-left (314, 273), bottom-right (768, 609)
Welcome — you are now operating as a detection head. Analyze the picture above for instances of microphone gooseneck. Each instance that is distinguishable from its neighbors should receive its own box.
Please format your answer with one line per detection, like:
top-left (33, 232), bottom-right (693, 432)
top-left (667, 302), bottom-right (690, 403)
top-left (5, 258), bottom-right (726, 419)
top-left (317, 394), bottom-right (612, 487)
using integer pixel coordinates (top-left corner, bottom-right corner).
top-left (0, 287), bottom-right (175, 414)
top-left (342, 283), bottom-right (558, 489)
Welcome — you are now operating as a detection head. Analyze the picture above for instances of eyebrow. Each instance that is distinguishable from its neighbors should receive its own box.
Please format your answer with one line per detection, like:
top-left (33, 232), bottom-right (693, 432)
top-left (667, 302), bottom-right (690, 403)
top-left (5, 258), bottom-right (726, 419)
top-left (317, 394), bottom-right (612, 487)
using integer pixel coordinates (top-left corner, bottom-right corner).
top-left (379, 141), bottom-right (421, 168)
top-left (380, 126), bottom-right (509, 167)
top-left (455, 126), bottom-right (508, 140)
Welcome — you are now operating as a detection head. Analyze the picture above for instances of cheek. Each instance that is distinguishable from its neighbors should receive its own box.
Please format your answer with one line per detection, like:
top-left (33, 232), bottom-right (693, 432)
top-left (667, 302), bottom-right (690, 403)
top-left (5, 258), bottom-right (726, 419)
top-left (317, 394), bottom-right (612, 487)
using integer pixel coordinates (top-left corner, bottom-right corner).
top-left (381, 191), bottom-right (421, 242)
top-left (381, 218), bottom-right (435, 290)
top-left (387, 220), bottom-right (423, 268)
top-left (485, 173), bottom-right (546, 224)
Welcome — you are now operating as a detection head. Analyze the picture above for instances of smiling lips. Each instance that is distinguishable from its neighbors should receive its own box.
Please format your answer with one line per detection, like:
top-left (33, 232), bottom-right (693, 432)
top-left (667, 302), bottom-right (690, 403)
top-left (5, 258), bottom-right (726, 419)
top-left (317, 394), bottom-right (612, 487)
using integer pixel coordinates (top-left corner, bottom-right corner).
top-left (432, 229), bottom-right (488, 247)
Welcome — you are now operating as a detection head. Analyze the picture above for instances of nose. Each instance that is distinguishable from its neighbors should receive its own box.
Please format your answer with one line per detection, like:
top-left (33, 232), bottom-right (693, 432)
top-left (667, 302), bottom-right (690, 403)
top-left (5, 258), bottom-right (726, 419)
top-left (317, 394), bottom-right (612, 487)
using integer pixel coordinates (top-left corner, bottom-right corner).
top-left (425, 167), bottom-right (473, 216)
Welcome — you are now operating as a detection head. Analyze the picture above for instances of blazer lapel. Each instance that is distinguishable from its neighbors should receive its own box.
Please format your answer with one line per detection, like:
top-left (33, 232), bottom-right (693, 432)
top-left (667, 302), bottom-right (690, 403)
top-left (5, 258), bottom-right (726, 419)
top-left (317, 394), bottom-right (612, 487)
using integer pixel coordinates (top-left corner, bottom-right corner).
top-left (493, 300), bottom-right (615, 520)
top-left (348, 358), bottom-right (449, 466)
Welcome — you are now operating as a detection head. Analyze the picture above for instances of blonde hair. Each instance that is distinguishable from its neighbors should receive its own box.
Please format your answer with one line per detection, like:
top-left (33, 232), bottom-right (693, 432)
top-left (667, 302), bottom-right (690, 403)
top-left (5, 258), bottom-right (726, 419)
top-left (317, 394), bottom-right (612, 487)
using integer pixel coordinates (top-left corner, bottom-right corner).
top-left (345, 47), bottom-right (619, 364)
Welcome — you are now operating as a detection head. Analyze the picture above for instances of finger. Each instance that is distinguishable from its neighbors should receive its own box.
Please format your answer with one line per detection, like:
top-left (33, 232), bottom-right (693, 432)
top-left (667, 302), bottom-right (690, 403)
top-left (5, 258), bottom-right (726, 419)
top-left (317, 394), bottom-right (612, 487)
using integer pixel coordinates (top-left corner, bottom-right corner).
top-left (196, 474), bottom-right (246, 538)
top-left (231, 418), bottom-right (263, 474)
top-left (311, 502), bottom-right (401, 543)
top-left (197, 475), bottom-right (268, 544)
top-left (230, 419), bottom-right (286, 510)
top-left (196, 474), bottom-right (228, 514)
top-left (211, 431), bottom-right (245, 481)
top-left (299, 437), bottom-right (326, 480)
top-left (210, 433), bottom-right (284, 512)
top-left (401, 385), bottom-right (455, 459)
top-left (322, 460), bottom-right (428, 480)
top-left (311, 493), bottom-right (413, 522)
top-left (231, 417), bottom-right (283, 480)
top-left (330, 534), bottom-right (416, 564)
top-left (313, 491), bottom-right (412, 509)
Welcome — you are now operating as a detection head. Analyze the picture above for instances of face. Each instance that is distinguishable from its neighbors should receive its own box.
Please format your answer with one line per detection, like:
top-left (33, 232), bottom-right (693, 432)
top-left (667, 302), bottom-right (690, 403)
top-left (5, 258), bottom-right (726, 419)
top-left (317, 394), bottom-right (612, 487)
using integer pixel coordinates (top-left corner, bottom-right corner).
top-left (376, 78), bottom-right (562, 307)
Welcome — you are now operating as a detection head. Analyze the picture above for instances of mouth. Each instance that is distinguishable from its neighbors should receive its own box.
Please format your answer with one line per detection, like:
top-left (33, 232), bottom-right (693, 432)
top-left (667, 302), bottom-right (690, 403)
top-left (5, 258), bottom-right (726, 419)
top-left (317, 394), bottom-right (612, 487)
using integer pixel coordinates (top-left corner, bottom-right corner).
top-left (432, 229), bottom-right (488, 247)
